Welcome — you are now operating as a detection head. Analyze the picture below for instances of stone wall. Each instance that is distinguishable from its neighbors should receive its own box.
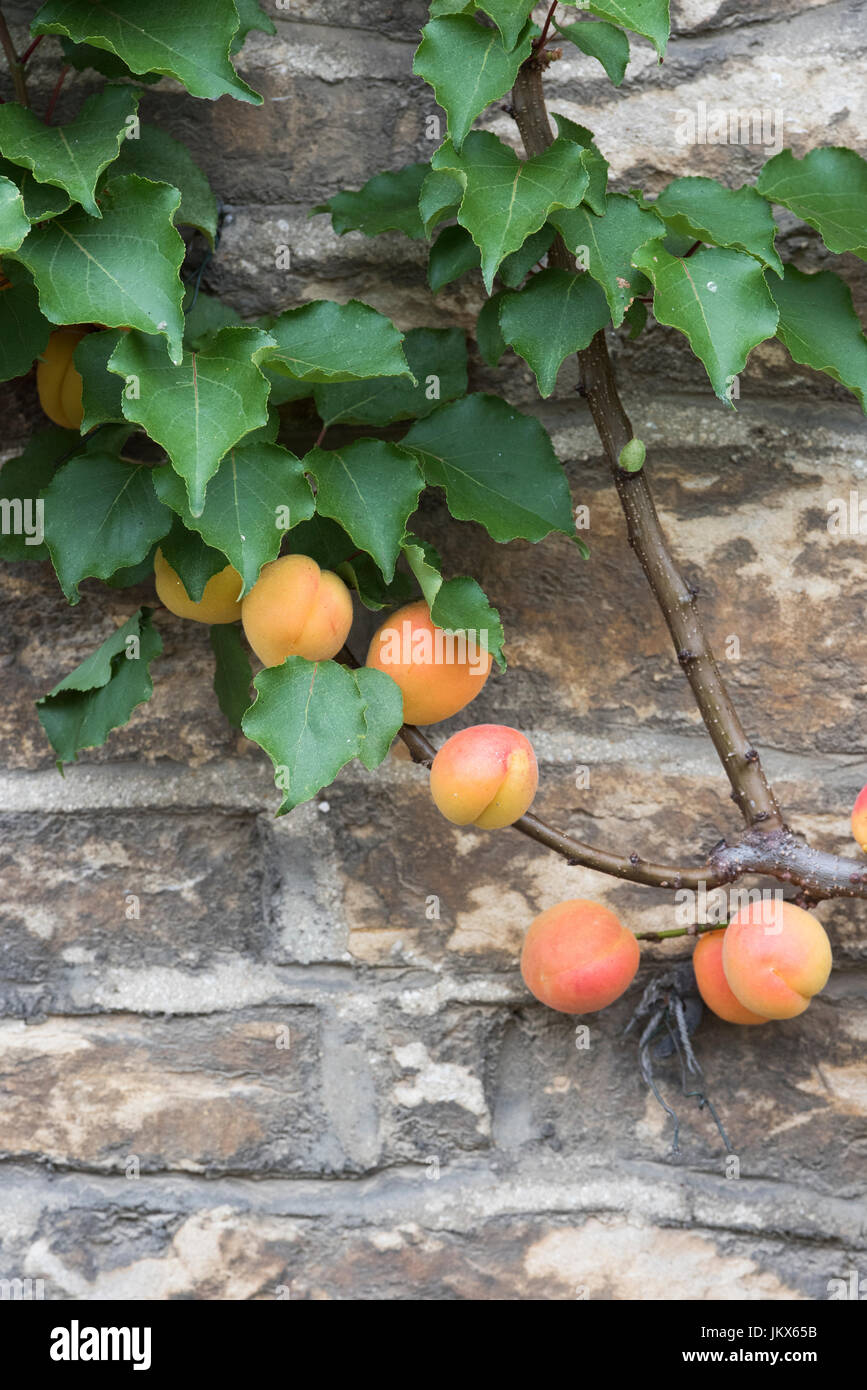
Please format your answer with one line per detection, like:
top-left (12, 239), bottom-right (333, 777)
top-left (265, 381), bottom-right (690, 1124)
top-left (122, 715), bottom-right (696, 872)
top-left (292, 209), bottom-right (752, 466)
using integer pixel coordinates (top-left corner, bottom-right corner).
top-left (1, 1), bottom-right (866, 1300)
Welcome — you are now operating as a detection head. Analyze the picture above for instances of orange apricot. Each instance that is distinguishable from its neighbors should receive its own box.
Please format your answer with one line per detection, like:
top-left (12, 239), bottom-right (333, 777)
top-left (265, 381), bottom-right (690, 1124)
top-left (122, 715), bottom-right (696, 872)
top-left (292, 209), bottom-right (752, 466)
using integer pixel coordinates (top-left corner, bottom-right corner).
top-left (154, 548), bottom-right (243, 624)
top-left (241, 553), bottom-right (354, 665)
top-left (365, 599), bottom-right (492, 726)
top-left (693, 928), bottom-right (769, 1025)
top-left (36, 326), bottom-right (88, 430)
top-left (722, 899), bottom-right (832, 1020)
top-left (430, 723), bottom-right (537, 828)
top-left (520, 899), bottom-right (640, 1014)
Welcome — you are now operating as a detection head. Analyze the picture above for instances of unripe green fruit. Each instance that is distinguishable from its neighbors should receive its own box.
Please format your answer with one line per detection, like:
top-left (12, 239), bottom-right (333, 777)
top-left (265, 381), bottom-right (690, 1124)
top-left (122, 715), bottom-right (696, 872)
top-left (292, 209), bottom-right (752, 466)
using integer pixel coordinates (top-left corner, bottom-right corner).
top-left (618, 437), bottom-right (646, 472)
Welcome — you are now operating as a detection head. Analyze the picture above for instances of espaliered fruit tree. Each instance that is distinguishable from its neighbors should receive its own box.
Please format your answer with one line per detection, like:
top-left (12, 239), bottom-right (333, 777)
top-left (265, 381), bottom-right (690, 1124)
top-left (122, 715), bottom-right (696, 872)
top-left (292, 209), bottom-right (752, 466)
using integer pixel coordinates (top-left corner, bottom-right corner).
top-left (1, 1), bottom-right (866, 1147)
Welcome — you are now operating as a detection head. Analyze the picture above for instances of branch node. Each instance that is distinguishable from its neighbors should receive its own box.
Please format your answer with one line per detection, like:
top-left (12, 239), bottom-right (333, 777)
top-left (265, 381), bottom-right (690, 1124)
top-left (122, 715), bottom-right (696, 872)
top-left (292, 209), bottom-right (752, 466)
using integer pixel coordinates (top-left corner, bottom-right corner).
top-left (744, 747), bottom-right (759, 763)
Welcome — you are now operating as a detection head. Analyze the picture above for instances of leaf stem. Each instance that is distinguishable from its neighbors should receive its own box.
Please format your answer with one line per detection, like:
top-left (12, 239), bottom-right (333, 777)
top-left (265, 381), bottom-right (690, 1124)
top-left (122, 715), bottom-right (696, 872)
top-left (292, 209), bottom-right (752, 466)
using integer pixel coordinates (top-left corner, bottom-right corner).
top-left (0, 7), bottom-right (29, 107)
top-left (44, 62), bottom-right (69, 124)
top-left (534, 3), bottom-right (559, 51)
top-left (20, 34), bottom-right (43, 65)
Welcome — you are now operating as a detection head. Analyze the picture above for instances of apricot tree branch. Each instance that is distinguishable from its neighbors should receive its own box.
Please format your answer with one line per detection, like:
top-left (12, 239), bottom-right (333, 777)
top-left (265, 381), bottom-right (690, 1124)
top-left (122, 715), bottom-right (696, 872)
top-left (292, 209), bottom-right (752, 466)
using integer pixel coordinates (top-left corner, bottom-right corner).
top-left (0, 8), bottom-right (28, 107)
top-left (510, 56), bottom-right (784, 835)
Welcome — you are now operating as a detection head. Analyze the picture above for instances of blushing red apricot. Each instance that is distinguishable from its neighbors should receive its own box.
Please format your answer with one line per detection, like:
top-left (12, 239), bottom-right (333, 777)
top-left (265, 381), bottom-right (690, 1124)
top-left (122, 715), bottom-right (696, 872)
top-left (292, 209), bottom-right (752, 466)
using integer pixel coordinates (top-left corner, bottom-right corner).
top-left (722, 899), bottom-right (832, 1020)
top-left (154, 548), bottom-right (243, 624)
top-left (36, 326), bottom-right (88, 429)
top-left (693, 929), bottom-right (769, 1025)
top-left (430, 724), bottom-right (538, 829)
top-left (365, 599), bottom-right (492, 726)
top-left (852, 784), bottom-right (867, 852)
top-left (241, 553), bottom-right (353, 665)
top-left (520, 899), bottom-right (640, 1014)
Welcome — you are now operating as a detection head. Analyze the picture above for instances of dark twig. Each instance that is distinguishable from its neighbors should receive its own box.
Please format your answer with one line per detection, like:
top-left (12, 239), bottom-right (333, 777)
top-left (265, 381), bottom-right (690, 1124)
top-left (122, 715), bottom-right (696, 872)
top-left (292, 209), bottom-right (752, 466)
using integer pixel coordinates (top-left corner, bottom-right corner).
top-left (0, 7), bottom-right (28, 106)
top-left (44, 63), bottom-right (69, 124)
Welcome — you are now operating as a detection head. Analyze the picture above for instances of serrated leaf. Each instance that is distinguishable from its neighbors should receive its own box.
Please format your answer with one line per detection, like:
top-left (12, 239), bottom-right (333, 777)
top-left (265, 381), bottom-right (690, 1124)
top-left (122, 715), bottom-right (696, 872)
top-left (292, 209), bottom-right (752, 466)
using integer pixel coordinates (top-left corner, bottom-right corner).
top-left (183, 286), bottom-right (242, 350)
top-left (111, 123), bottom-right (218, 245)
top-left (432, 131), bottom-right (590, 292)
top-left (413, 15), bottom-right (533, 151)
top-left (429, 223), bottom-right (480, 292)
top-left (551, 115), bottom-right (608, 216)
top-left (104, 544), bottom-right (158, 588)
top-left (402, 393), bottom-right (574, 542)
top-left (0, 424), bottom-right (77, 562)
top-left (314, 326), bottom-right (468, 426)
top-left (353, 666), bottom-right (405, 767)
top-left (36, 607), bottom-right (162, 767)
top-left (42, 453), bottom-right (172, 602)
top-left (767, 265), bottom-right (867, 412)
top-left (562, 0), bottom-right (669, 57)
top-left (32, 0), bottom-right (262, 104)
top-left (551, 192), bottom-right (662, 324)
top-left (60, 36), bottom-right (160, 82)
top-left (756, 147), bottom-right (867, 260)
top-left (653, 176), bottom-right (783, 276)
top-left (554, 17), bottom-right (629, 85)
top-left (153, 441), bottom-right (315, 596)
top-left (337, 555), bottom-right (415, 612)
top-left (632, 241), bottom-right (779, 402)
top-left (74, 328), bottom-right (126, 430)
top-left (0, 85), bottom-right (140, 219)
top-left (499, 268), bottom-right (611, 395)
top-left (286, 514), bottom-right (357, 571)
top-left (419, 167), bottom-right (464, 236)
top-left (158, 514), bottom-right (227, 602)
top-left (475, 1), bottom-right (536, 49)
top-left (231, 0), bottom-right (276, 54)
top-left (314, 163), bottom-right (429, 240)
top-left (476, 290), bottom-right (508, 366)
top-left (403, 534), bottom-right (506, 670)
top-left (264, 299), bottom-right (411, 385)
top-left (0, 177), bottom-right (30, 254)
top-left (0, 261), bottom-right (52, 381)
top-left (0, 155), bottom-right (72, 221)
top-left (498, 224), bottom-right (556, 288)
top-left (305, 440), bottom-right (424, 582)
top-left (107, 325), bottom-right (275, 516)
top-left (210, 623), bottom-right (253, 728)
top-left (14, 174), bottom-right (185, 362)
top-left (243, 657), bottom-right (367, 814)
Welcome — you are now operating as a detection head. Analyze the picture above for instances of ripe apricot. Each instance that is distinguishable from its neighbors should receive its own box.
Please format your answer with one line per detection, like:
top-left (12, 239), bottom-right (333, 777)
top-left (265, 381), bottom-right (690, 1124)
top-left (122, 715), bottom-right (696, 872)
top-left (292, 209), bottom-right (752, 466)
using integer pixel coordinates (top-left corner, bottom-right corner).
top-left (852, 784), bottom-right (867, 852)
top-left (365, 599), bottom-right (492, 726)
top-left (430, 723), bottom-right (537, 828)
top-left (693, 928), bottom-right (769, 1025)
top-left (154, 548), bottom-right (243, 624)
top-left (722, 899), bottom-right (832, 1020)
top-left (37, 327), bottom-right (88, 430)
top-left (241, 553), bottom-right (353, 665)
top-left (520, 899), bottom-right (640, 1014)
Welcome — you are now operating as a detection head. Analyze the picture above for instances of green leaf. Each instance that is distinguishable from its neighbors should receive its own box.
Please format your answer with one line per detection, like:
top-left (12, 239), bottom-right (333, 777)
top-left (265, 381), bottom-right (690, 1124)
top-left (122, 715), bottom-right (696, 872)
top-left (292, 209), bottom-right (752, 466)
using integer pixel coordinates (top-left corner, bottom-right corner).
top-left (305, 440), bottom-right (425, 582)
top-left (314, 326), bottom-right (468, 426)
top-left (111, 123), bottom-right (218, 245)
top-left (413, 15), bottom-right (533, 151)
top-left (32, 0), bottom-right (262, 104)
top-left (0, 85), bottom-right (140, 219)
top-left (498, 224), bottom-right (556, 287)
top-left (153, 441), bottom-right (315, 595)
top-left (158, 515), bottom-right (227, 602)
top-left (476, 290), bottom-right (508, 366)
top-left (0, 177), bottom-right (31, 254)
top-left (632, 241), bottom-right (779, 403)
top-left (104, 544), bottom-right (158, 589)
top-left (353, 666), bottom-right (404, 768)
top-left (183, 286), bottom-right (242, 350)
top-left (42, 454), bottom-right (172, 603)
top-left (475, 1), bottom-right (536, 50)
top-left (74, 329), bottom-right (126, 430)
top-left (231, 0), bottom-right (276, 54)
top-left (652, 176), bottom-right (783, 276)
top-left (756, 148), bottom-right (867, 260)
top-left (551, 192), bottom-right (662, 325)
top-left (432, 131), bottom-right (590, 292)
top-left (623, 297), bottom-right (647, 339)
top-left (402, 393), bottom-right (574, 542)
top-left (14, 174), bottom-right (186, 363)
top-left (210, 623), bottom-right (253, 729)
top-left (0, 156), bottom-right (71, 221)
top-left (499, 268), bottom-right (611, 395)
top-left (551, 114), bottom-right (609, 216)
top-left (264, 299), bottom-right (411, 385)
top-left (418, 167), bottom-right (464, 236)
top-left (313, 163), bottom-right (429, 240)
top-left (554, 17), bottom-right (629, 85)
top-left (0, 261), bottom-right (52, 382)
top-left (767, 265), bottom-right (867, 413)
top-left (285, 514), bottom-right (357, 571)
top-left (403, 534), bottom-right (506, 671)
top-left (429, 223), bottom-right (480, 292)
top-left (337, 554), bottom-right (415, 612)
top-left (563, 0), bottom-right (670, 58)
top-left (107, 325), bottom-right (275, 516)
top-left (60, 36), bottom-right (160, 83)
top-left (0, 424), bottom-right (77, 562)
top-left (242, 657), bottom-right (367, 814)
top-left (36, 607), bottom-right (162, 768)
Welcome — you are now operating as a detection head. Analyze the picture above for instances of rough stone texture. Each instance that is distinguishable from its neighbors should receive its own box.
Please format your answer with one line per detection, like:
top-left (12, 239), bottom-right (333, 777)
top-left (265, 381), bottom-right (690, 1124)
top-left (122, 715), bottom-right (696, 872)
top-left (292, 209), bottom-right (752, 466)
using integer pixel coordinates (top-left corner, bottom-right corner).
top-left (1, 1), bottom-right (867, 1301)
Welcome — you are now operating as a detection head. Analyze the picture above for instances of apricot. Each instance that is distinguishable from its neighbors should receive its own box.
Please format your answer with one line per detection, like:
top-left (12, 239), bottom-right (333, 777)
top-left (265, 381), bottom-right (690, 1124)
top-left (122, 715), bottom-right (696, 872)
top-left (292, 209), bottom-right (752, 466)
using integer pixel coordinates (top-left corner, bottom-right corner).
top-left (430, 723), bottom-right (537, 828)
top-left (693, 929), bottom-right (769, 1025)
top-left (37, 327), bottom-right (87, 430)
top-left (154, 548), bottom-right (243, 624)
top-left (722, 899), bottom-right (832, 1020)
top-left (365, 599), bottom-right (492, 726)
top-left (241, 553), bottom-right (353, 665)
top-left (520, 899), bottom-right (640, 1014)
top-left (852, 784), bottom-right (867, 852)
